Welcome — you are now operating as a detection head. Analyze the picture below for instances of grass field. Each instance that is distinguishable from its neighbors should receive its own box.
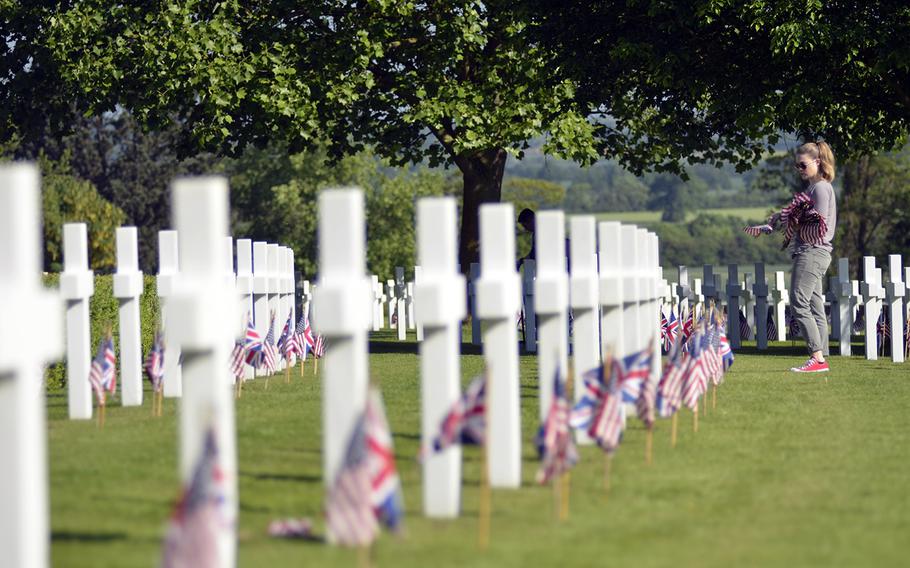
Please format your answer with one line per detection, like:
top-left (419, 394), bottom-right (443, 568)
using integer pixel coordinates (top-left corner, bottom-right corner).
top-left (47, 329), bottom-right (910, 567)
top-left (594, 206), bottom-right (773, 224)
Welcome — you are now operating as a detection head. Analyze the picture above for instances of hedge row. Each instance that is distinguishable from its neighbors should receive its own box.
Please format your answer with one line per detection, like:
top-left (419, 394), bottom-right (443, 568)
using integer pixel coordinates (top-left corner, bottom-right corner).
top-left (44, 274), bottom-right (161, 390)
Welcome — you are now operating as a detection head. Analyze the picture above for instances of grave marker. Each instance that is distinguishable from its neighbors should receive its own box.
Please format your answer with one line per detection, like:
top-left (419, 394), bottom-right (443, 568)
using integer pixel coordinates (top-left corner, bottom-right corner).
top-left (113, 227), bottom-right (144, 406)
top-left (621, 226), bottom-right (641, 356)
top-left (252, 241), bottom-right (269, 373)
top-left (415, 197), bottom-right (465, 517)
top-left (168, 176), bottom-right (239, 566)
top-left (476, 203), bottom-right (522, 488)
top-left (535, 212), bottom-right (569, 422)
top-left (570, 216), bottom-right (600, 445)
top-left (676, 266), bottom-right (691, 318)
top-left (772, 271), bottom-right (788, 340)
top-left (836, 259), bottom-right (854, 356)
top-left (726, 265), bottom-right (742, 348)
top-left (886, 255), bottom-right (905, 363)
top-left (62, 223), bottom-right (94, 418)
top-left (157, 230), bottom-right (183, 397)
top-left (469, 262), bottom-right (481, 346)
top-left (313, 189), bottom-right (371, 491)
top-left (395, 267), bottom-right (407, 340)
top-left (860, 257), bottom-right (885, 360)
top-left (0, 163), bottom-right (63, 568)
top-left (236, 239), bottom-right (255, 378)
top-left (413, 266), bottom-right (424, 341)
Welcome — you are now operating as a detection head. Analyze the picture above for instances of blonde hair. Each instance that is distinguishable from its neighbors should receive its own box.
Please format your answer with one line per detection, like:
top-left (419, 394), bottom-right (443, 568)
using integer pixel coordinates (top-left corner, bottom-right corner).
top-left (796, 141), bottom-right (836, 182)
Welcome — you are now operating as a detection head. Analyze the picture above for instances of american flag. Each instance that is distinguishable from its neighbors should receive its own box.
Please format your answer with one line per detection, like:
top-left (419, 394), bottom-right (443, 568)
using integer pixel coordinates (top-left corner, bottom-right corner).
top-left (261, 314), bottom-right (278, 373)
top-left (290, 310), bottom-right (307, 358)
top-left (229, 341), bottom-right (246, 383)
top-left (161, 427), bottom-right (226, 568)
top-left (656, 337), bottom-right (687, 418)
top-left (145, 332), bottom-right (165, 394)
top-left (701, 321), bottom-right (724, 385)
top-left (743, 223), bottom-right (774, 237)
top-left (312, 334), bottom-right (326, 359)
top-left (877, 311), bottom-right (890, 348)
top-left (89, 336), bottom-right (117, 406)
top-left (853, 305), bottom-right (865, 334)
top-left (365, 388), bottom-right (404, 532)
top-left (427, 374), bottom-right (486, 454)
top-left (681, 326), bottom-right (708, 410)
top-left (243, 318), bottom-right (263, 367)
top-left (535, 369), bottom-right (578, 484)
top-left (326, 414), bottom-right (379, 547)
top-left (586, 360), bottom-right (624, 454)
top-left (635, 366), bottom-right (658, 429)
top-left (738, 309), bottom-right (752, 340)
top-left (779, 192), bottom-right (829, 250)
top-left (766, 308), bottom-right (778, 341)
top-left (277, 313), bottom-right (293, 360)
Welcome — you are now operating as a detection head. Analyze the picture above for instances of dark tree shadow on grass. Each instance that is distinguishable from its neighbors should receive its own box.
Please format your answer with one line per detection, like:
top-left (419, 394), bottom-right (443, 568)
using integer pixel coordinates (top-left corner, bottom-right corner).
top-left (240, 471), bottom-right (321, 484)
top-left (52, 531), bottom-right (128, 543)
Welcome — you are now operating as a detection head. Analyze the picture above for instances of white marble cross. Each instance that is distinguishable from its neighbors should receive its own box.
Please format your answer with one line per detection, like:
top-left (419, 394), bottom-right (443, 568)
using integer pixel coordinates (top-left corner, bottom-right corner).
top-left (693, 278), bottom-right (704, 318)
top-left (570, 216), bottom-right (600, 445)
top-left (313, 189), bottom-right (371, 491)
top-left (676, 265), bottom-right (691, 317)
top-left (370, 275), bottom-right (382, 331)
top-left (772, 271), bottom-right (789, 340)
top-left (61, 223), bottom-right (94, 418)
top-left (0, 163), bottom-right (63, 568)
top-left (743, 272), bottom-right (756, 332)
top-left (236, 239), bottom-right (255, 378)
top-left (386, 279), bottom-right (397, 330)
top-left (835, 258), bottom-right (854, 356)
top-left (251, 241), bottom-right (270, 375)
top-left (415, 197), bottom-right (465, 517)
top-left (861, 257), bottom-right (885, 360)
top-left (113, 227), bottom-right (144, 406)
top-left (167, 176), bottom-right (239, 567)
top-left (646, 232), bottom-right (661, 383)
top-left (535, 212), bottom-right (569, 423)
top-left (267, 244), bottom-right (283, 369)
top-left (885, 255), bottom-right (905, 363)
top-left (158, 230), bottom-right (183, 396)
top-left (621, 226), bottom-right (642, 356)
top-left (702, 265), bottom-right (716, 304)
top-left (476, 203), bottom-right (522, 488)
top-left (598, 221), bottom-right (623, 356)
top-left (395, 267), bottom-right (407, 340)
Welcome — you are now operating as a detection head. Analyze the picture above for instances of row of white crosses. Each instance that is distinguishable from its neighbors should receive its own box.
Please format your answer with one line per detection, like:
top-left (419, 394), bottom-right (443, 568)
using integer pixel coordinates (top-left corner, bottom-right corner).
top-left (59, 225), bottom-right (300, 421)
top-left (1, 167), bottom-right (251, 566)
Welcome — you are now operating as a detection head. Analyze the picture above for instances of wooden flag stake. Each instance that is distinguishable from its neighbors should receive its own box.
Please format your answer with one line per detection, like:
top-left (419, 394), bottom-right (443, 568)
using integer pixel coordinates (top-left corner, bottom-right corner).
top-left (98, 404), bottom-right (105, 429)
top-left (314, 355), bottom-right (319, 375)
top-left (603, 453), bottom-right (612, 501)
top-left (157, 389), bottom-right (164, 417)
top-left (285, 359), bottom-right (290, 384)
top-left (559, 472), bottom-right (571, 521)
top-left (645, 426), bottom-right (653, 466)
top-left (300, 356), bottom-right (305, 377)
top-left (478, 367), bottom-right (491, 551)
top-left (671, 413), bottom-right (678, 448)
top-left (712, 383), bottom-right (717, 409)
top-left (703, 387), bottom-right (708, 416)
top-left (693, 407), bottom-right (699, 433)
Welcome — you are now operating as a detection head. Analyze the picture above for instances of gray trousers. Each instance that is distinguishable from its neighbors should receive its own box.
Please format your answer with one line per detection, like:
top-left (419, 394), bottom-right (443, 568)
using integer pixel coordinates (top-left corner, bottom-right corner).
top-left (790, 248), bottom-right (832, 355)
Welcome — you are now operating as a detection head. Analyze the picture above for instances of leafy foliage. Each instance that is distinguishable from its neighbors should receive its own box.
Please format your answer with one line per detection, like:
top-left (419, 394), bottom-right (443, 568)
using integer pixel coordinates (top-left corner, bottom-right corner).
top-left (41, 158), bottom-right (127, 271)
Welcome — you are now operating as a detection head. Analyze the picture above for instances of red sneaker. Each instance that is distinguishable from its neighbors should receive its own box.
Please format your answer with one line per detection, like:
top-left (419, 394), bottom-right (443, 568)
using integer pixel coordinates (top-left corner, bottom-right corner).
top-left (790, 357), bottom-right (830, 373)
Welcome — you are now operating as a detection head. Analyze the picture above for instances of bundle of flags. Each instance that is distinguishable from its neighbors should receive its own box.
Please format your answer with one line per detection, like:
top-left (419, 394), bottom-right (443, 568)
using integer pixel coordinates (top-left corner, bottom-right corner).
top-left (261, 314), bottom-right (278, 373)
top-left (570, 343), bottom-right (654, 454)
top-left (145, 332), bottom-right (165, 394)
top-left (743, 192), bottom-right (828, 250)
top-left (89, 336), bottom-right (117, 406)
top-left (425, 374), bottom-right (486, 454)
top-left (656, 336), bottom-right (686, 418)
top-left (326, 387), bottom-right (403, 546)
top-left (535, 370), bottom-right (578, 484)
top-left (161, 427), bottom-right (227, 567)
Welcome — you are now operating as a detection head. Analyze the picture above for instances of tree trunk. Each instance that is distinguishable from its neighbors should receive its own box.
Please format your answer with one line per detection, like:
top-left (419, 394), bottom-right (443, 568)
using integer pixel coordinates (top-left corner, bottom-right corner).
top-left (454, 148), bottom-right (509, 273)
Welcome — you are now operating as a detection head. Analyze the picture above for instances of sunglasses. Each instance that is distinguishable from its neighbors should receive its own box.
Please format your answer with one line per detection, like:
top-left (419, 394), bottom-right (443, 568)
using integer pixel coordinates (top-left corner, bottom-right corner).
top-left (794, 160), bottom-right (815, 171)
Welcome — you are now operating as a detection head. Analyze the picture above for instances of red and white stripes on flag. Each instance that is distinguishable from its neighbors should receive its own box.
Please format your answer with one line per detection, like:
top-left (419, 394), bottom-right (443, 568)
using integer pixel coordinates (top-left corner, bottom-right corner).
top-left (326, 414), bottom-right (379, 547)
top-left (89, 336), bottom-right (117, 406)
top-left (313, 334), bottom-right (326, 358)
top-left (229, 341), bottom-right (246, 383)
top-left (535, 369), bottom-right (578, 484)
top-left (161, 427), bottom-right (226, 568)
top-left (145, 332), bottom-right (164, 393)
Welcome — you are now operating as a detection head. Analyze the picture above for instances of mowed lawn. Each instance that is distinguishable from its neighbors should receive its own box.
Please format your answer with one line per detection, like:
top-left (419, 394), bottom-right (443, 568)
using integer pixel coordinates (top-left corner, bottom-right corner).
top-left (47, 330), bottom-right (910, 567)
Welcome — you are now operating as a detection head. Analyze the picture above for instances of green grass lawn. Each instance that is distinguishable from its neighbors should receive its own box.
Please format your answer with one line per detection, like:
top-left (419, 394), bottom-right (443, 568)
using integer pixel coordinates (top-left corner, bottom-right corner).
top-left (47, 330), bottom-right (910, 567)
top-left (594, 206), bottom-right (773, 224)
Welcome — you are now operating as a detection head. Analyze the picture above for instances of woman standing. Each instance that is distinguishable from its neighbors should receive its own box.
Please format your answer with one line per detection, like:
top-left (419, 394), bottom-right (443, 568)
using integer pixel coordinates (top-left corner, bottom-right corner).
top-left (748, 141), bottom-right (837, 372)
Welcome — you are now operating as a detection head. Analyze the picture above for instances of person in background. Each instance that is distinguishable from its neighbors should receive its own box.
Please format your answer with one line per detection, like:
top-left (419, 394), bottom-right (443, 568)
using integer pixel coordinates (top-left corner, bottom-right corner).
top-left (517, 208), bottom-right (571, 271)
top-left (746, 141), bottom-right (837, 373)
